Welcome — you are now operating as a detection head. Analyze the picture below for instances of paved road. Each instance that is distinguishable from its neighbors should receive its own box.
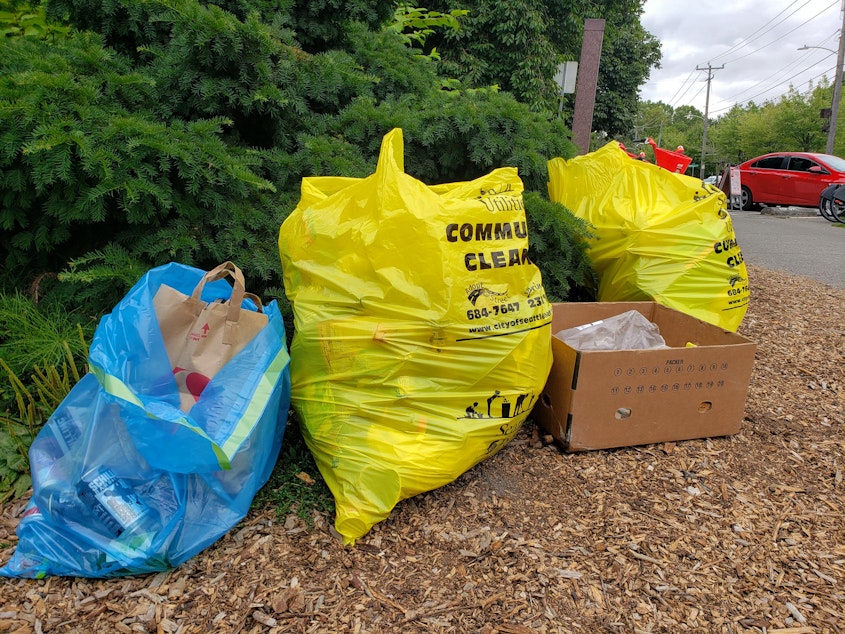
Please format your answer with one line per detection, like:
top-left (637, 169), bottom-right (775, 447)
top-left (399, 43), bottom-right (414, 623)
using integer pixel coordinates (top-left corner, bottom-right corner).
top-left (729, 209), bottom-right (845, 289)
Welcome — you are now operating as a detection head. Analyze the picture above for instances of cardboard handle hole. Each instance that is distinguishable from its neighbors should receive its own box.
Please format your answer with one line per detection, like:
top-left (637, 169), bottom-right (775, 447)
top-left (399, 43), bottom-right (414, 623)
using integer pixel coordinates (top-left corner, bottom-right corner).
top-left (698, 401), bottom-right (713, 413)
top-left (540, 393), bottom-right (552, 408)
top-left (615, 407), bottom-right (632, 420)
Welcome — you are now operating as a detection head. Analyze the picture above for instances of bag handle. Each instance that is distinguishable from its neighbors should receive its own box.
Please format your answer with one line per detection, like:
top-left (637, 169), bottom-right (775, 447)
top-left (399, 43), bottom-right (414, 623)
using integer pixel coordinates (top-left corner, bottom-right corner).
top-left (243, 292), bottom-right (264, 312)
top-left (188, 262), bottom-right (263, 344)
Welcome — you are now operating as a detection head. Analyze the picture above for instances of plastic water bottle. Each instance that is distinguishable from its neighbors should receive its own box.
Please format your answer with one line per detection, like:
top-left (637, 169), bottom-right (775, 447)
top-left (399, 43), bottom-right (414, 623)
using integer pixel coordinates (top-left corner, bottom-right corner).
top-left (29, 410), bottom-right (83, 486)
top-left (76, 466), bottom-right (159, 561)
top-left (39, 410), bottom-right (82, 457)
top-left (51, 410), bottom-right (83, 453)
top-left (30, 411), bottom-right (85, 526)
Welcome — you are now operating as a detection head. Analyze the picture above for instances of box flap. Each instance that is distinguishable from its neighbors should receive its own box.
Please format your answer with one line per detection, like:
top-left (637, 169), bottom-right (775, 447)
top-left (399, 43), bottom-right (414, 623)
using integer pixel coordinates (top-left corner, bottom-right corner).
top-left (533, 337), bottom-right (579, 443)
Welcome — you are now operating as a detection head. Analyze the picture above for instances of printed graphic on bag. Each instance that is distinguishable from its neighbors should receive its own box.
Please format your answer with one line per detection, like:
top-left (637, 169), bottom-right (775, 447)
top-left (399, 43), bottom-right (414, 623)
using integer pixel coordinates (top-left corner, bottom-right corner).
top-left (172, 367), bottom-right (211, 403)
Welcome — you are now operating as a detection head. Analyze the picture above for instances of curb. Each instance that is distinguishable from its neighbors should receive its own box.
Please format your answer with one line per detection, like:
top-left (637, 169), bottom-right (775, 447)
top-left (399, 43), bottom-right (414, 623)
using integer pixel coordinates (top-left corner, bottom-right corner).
top-left (757, 205), bottom-right (819, 217)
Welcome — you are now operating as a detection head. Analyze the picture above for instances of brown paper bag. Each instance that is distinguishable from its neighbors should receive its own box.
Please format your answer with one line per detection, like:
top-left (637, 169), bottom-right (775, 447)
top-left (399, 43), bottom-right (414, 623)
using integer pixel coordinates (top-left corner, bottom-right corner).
top-left (152, 262), bottom-right (269, 412)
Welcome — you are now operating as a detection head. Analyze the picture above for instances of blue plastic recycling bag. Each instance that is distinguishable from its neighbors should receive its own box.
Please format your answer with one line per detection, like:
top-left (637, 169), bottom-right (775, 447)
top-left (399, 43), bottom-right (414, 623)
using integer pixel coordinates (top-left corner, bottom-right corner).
top-left (0, 262), bottom-right (291, 578)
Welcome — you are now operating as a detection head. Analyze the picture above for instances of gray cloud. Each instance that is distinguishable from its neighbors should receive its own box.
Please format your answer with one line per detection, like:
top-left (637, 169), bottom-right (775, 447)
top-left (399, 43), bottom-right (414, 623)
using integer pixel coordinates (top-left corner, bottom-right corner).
top-left (640, 0), bottom-right (842, 115)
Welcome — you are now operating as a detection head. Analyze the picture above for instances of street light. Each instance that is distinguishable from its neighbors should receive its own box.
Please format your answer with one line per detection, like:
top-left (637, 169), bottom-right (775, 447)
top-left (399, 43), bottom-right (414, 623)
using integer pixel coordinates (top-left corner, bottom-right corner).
top-left (799, 18), bottom-right (845, 154)
top-left (798, 44), bottom-right (836, 52)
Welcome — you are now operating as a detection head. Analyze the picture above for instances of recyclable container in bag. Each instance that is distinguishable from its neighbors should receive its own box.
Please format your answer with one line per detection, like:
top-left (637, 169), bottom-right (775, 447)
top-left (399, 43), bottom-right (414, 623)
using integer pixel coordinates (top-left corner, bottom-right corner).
top-left (0, 262), bottom-right (291, 578)
top-left (278, 128), bottom-right (553, 545)
top-left (547, 141), bottom-right (749, 332)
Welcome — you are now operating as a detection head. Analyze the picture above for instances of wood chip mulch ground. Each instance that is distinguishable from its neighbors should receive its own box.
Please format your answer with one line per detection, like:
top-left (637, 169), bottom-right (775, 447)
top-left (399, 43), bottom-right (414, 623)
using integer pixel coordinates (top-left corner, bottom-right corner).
top-left (1, 262), bottom-right (844, 634)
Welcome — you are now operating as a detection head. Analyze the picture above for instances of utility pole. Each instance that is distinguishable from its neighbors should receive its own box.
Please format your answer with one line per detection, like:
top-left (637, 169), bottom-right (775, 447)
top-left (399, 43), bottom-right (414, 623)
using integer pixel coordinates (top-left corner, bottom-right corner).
top-left (827, 1), bottom-right (845, 154)
top-left (696, 63), bottom-right (724, 179)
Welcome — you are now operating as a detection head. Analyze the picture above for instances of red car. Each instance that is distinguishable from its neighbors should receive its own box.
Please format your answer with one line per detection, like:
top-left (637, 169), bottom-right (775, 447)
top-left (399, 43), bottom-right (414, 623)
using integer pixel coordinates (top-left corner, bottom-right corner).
top-left (736, 151), bottom-right (845, 210)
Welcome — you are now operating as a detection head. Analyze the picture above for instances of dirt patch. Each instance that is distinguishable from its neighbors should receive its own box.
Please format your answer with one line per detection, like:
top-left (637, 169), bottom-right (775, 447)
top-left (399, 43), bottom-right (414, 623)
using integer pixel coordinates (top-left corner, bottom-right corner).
top-left (1, 263), bottom-right (844, 633)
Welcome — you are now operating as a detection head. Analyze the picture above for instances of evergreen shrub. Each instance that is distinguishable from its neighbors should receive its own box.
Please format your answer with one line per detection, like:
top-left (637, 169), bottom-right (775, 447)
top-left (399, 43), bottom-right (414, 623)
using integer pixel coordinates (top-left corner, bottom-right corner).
top-left (2, 0), bottom-right (594, 316)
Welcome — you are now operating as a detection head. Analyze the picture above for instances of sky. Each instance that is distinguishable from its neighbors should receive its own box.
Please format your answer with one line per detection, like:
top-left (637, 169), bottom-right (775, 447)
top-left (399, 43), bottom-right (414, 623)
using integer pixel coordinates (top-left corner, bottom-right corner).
top-left (639, 0), bottom-right (844, 116)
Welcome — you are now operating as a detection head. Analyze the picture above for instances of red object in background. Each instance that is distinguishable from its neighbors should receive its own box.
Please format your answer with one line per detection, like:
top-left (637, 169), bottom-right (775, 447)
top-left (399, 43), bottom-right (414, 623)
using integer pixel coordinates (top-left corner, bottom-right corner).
top-left (736, 151), bottom-right (845, 209)
top-left (646, 137), bottom-right (692, 173)
top-left (620, 143), bottom-right (649, 162)
top-left (619, 142), bottom-right (637, 159)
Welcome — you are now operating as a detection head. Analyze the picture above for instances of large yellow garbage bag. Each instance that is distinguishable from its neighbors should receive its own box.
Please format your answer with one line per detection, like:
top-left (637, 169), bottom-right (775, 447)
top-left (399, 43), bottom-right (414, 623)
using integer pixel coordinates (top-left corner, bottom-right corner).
top-left (279, 128), bottom-right (553, 544)
top-left (548, 141), bottom-right (749, 331)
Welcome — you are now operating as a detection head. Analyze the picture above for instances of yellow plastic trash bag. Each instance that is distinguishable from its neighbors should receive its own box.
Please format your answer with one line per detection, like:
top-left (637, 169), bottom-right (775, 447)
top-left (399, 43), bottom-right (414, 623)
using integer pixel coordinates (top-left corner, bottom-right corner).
top-left (279, 128), bottom-right (553, 544)
top-left (547, 141), bottom-right (749, 331)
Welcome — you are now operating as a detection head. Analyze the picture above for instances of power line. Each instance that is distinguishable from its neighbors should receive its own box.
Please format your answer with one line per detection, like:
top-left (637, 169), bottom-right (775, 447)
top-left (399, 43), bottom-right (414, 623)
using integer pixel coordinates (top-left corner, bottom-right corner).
top-left (708, 0), bottom-right (813, 64)
top-left (668, 71), bottom-right (706, 108)
top-left (686, 80), bottom-right (708, 106)
top-left (664, 69), bottom-right (701, 108)
top-left (718, 53), bottom-right (836, 106)
top-left (710, 16), bottom-right (842, 113)
top-left (709, 63), bottom-right (836, 115)
top-left (669, 0), bottom-right (821, 112)
top-left (645, 0), bottom-right (841, 113)
top-left (717, 0), bottom-right (839, 67)
top-left (706, 1), bottom-right (839, 109)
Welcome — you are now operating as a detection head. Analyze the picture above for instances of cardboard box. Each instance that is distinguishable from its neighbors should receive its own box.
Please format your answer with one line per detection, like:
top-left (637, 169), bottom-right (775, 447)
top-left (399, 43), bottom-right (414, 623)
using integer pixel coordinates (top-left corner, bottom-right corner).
top-left (533, 302), bottom-right (757, 451)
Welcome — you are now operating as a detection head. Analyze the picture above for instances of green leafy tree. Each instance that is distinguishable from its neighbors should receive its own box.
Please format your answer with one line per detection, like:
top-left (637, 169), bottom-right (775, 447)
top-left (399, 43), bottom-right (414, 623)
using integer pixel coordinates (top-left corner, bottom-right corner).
top-left (706, 104), bottom-right (750, 165)
top-left (421, 0), bottom-right (660, 137)
top-left (628, 99), bottom-right (670, 144)
top-left (0, 0), bottom-right (69, 40)
top-left (386, 2), bottom-right (467, 60)
top-left (422, 0), bottom-right (559, 111)
top-left (807, 78), bottom-right (838, 153)
top-left (630, 102), bottom-right (703, 171)
top-left (45, 0), bottom-right (393, 55)
top-left (772, 85), bottom-right (827, 152)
